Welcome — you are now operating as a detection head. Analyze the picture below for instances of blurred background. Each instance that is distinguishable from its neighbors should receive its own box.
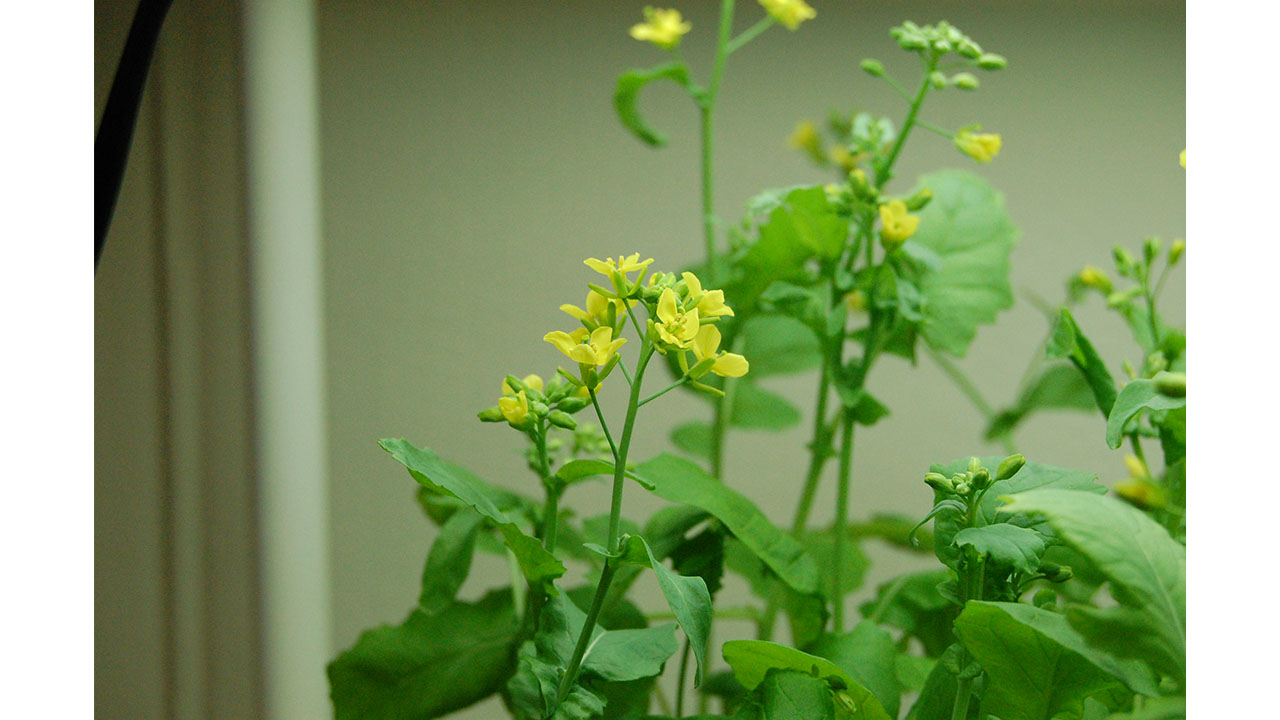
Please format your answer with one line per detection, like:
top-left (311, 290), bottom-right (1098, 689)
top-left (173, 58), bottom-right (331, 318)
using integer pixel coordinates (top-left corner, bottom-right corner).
top-left (95, 0), bottom-right (1184, 718)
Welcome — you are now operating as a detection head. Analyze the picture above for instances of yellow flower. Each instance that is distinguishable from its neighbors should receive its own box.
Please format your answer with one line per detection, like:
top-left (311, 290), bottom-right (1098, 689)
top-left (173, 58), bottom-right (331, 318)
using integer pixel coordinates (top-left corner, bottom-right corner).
top-left (655, 287), bottom-right (701, 349)
top-left (954, 129), bottom-right (1002, 163)
top-left (499, 390), bottom-right (529, 425)
top-left (584, 253), bottom-right (654, 289)
top-left (544, 326), bottom-right (626, 366)
top-left (501, 374), bottom-right (543, 396)
top-left (681, 272), bottom-right (733, 319)
top-left (629, 7), bottom-right (691, 50)
top-left (878, 200), bottom-right (920, 246)
top-left (760, 0), bottom-right (816, 30)
top-left (1078, 266), bottom-right (1112, 293)
top-left (560, 290), bottom-right (633, 325)
top-left (1179, 148), bottom-right (1186, 168)
top-left (692, 325), bottom-right (749, 378)
top-left (787, 120), bottom-right (826, 164)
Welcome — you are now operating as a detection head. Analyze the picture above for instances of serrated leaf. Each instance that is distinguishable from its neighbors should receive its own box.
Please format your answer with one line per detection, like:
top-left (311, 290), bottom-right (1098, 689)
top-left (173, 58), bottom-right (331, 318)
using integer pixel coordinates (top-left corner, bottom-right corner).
top-left (328, 590), bottom-right (518, 720)
top-left (1000, 490), bottom-right (1185, 683)
top-left (953, 524), bottom-right (1046, 575)
top-left (721, 641), bottom-right (893, 720)
top-left (508, 641), bottom-right (607, 720)
top-left (1046, 308), bottom-right (1118, 416)
top-left (908, 170), bottom-right (1018, 357)
top-left (730, 379), bottom-right (802, 430)
top-left (614, 62), bottom-right (690, 147)
top-left (808, 621), bottom-right (903, 718)
top-left (418, 509), bottom-right (483, 614)
top-left (636, 453), bottom-right (819, 595)
top-left (740, 314), bottom-right (822, 376)
top-left (1105, 378), bottom-right (1186, 449)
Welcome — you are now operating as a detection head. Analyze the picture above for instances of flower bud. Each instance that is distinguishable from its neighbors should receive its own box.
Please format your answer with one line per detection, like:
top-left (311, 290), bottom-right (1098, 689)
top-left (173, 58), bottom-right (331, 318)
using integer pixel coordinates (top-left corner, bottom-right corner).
top-left (1032, 589), bottom-right (1057, 609)
top-left (1141, 352), bottom-right (1168, 377)
top-left (555, 396), bottom-right (591, 414)
top-left (1123, 454), bottom-right (1148, 479)
top-left (929, 71), bottom-right (947, 89)
top-left (953, 480), bottom-right (971, 496)
top-left (1168, 239), bottom-right (1185, 265)
top-left (1154, 371), bottom-right (1186, 398)
top-left (971, 468), bottom-right (992, 490)
top-left (477, 406), bottom-right (505, 423)
top-left (996, 453), bottom-right (1026, 481)
top-left (897, 34), bottom-right (927, 51)
top-left (1078, 266), bottom-right (1112, 294)
top-left (547, 410), bottom-right (577, 430)
top-left (1112, 246), bottom-right (1136, 275)
top-left (905, 187), bottom-right (933, 211)
top-left (1143, 236), bottom-right (1162, 264)
top-left (957, 38), bottom-right (982, 59)
top-left (529, 401), bottom-right (550, 417)
top-left (924, 472), bottom-right (954, 493)
top-left (1114, 478), bottom-right (1167, 511)
top-left (1040, 563), bottom-right (1073, 583)
top-left (860, 58), bottom-right (885, 77)
top-left (951, 72), bottom-right (979, 90)
top-left (688, 356), bottom-right (718, 380)
top-left (976, 53), bottom-right (1007, 70)
top-left (848, 168), bottom-right (875, 201)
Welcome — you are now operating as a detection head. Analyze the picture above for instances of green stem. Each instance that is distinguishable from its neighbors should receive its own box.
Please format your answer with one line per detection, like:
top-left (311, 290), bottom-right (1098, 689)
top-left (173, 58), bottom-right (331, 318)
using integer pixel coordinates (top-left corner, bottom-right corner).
top-left (653, 683), bottom-right (674, 717)
top-left (534, 427), bottom-right (562, 553)
top-left (675, 638), bottom-right (692, 717)
top-left (553, 562), bottom-right (617, 704)
top-left (588, 387), bottom-right (619, 459)
top-left (699, 0), bottom-right (735, 286)
top-left (639, 375), bottom-right (689, 408)
top-left (869, 574), bottom-right (910, 625)
top-left (874, 55), bottom-right (936, 187)
top-left (832, 411), bottom-right (855, 632)
top-left (725, 15), bottom-right (773, 55)
top-left (791, 357), bottom-right (835, 534)
top-left (914, 118), bottom-right (955, 139)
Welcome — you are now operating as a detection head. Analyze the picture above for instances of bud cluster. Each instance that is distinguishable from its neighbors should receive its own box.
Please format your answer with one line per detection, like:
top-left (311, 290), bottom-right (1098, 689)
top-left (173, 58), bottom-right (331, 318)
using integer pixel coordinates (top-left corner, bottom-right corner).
top-left (923, 454), bottom-right (1024, 498)
top-left (478, 372), bottom-right (593, 433)
top-left (886, 20), bottom-right (1005, 79)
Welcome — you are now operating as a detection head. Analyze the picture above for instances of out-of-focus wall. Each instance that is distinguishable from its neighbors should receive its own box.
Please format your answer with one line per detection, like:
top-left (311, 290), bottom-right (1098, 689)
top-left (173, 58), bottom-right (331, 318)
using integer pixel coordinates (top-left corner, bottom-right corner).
top-left (317, 1), bottom-right (1182, 717)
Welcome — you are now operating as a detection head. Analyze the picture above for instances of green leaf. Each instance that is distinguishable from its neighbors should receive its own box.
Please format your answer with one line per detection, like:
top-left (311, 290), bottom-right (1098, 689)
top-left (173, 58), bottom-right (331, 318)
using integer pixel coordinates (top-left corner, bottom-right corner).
top-left (954, 601), bottom-right (1136, 720)
top-left (328, 589), bottom-right (518, 720)
top-left (507, 641), bottom-right (606, 720)
top-left (908, 169), bottom-right (1018, 357)
top-left (613, 62), bottom-right (690, 147)
top-left (1105, 378), bottom-right (1187, 449)
top-left (732, 186), bottom-right (848, 309)
top-left (799, 525), bottom-right (871, 602)
top-left (721, 641), bottom-right (893, 720)
top-left (418, 508), bottom-right (483, 614)
top-left (808, 621), bottom-right (903, 718)
top-left (381, 439), bottom-right (567, 590)
top-left (556, 458), bottom-right (616, 484)
top-left (723, 538), bottom-right (828, 650)
top-left (759, 670), bottom-right (835, 719)
top-left (671, 421), bottom-right (713, 459)
top-left (535, 594), bottom-right (678, 682)
top-left (986, 362), bottom-right (1096, 440)
top-left (858, 570), bottom-right (956, 658)
top-left (740, 314), bottom-right (822, 376)
top-left (834, 384), bottom-right (890, 426)
top-left (902, 654), bottom-right (963, 720)
top-left (1046, 308), bottom-right (1118, 416)
top-left (616, 534), bottom-right (713, 685)
top-left (894, 654), bottom-right (935, 693)
top-left (730, 379), bottom-right (802, 430)
top-left (636, 453), bottom-right (820, 595)
top-left (758, 281), bottom-right (829, 340)
top-left (1000, 490), bottom-right (1186, 682)
top-left (669, 526), bottom-right (727, 598)
top-left (953, 524), bottom-right (1046, 575)
top-left (1105, 695), bottom-right (1185, 720)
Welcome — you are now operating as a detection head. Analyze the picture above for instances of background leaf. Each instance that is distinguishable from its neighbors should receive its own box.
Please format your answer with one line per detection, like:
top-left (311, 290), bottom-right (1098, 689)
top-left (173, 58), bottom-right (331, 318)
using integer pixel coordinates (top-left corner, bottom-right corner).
top-left (721, 640), bottom-right (893, 720)
top-left (418, 509), bottom-right (483, 614)
top-left (740, 313), bottom-right (822, 377)
top-left (1045, 308), bottom-right (1118, 415)
top-left (730, 379), bottom-right (803, 430)
top-left (613, 62), bottom-right (690, 147)
top-left (670, 421), bottom-right (713, 459)
top-left (1105, 378), bottom-right (1186, 449)
top-left (986, 362), bottom-right (1096, 440)
top-left (808, 621), bottom-right (903, 718)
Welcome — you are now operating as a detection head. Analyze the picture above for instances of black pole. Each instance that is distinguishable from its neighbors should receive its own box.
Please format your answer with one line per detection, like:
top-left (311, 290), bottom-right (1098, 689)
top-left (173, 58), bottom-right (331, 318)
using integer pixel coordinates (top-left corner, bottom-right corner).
top-left (95, 0), bottom-right (176, 272)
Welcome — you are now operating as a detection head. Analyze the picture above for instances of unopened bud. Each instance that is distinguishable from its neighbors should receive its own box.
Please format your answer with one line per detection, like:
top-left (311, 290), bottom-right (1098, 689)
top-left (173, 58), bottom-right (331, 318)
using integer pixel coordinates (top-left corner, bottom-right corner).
top-left (1040, 563), bottom-right (1074, 583)
top-left (1123, 454), bottom-right (1148, 479)
top-left (555, 396), bottom-right (591, 414)
top-left (957, 39), bottom-right (982, 59)
top-left (897, 34), bottom-right (927, 51)
top-left (1142, 352), bottom-right (1168, 377)
top-left (1078, 266), bottom-right (1112, 293)
top-left (1154, 371), bottom-right (1186, 398)
top-left (1114, 478), bottom-right (1168, 511)
top-left (924, 472), bottom-right (954, 493)
top-left (1169, 239), bottom-right (1185, 265)
top-left (971, 468), bottom-right (991, 490)
top-left (996, 453), bottom-right (1026, 481)
top-left (967, 456), bottom-right (983, 475)
top-left (1113, 246), bottom-right (1136, 275)
top-left (976, 53), bottom-right (1007, 70)
top-left (548, 410), bottom-right (577, 430)
top-left (954, 480), bottom-right (971, 496)
top-left (929, 71), bottom-right (947, 89)
top-left (952, 72), bottom-right (979, 90)
top-left (477, 406), bottom-right (505, 423)
top-left (529, 401), bottom-right (549, 417)
top-left (1143, 236), bottom-right (1162, 264)
top-left (905, 187), bottom-right (933, 211)
top-left (849, 168), bottom-right (875, 200)
top-left (860, 58), bottom-right (885, 77)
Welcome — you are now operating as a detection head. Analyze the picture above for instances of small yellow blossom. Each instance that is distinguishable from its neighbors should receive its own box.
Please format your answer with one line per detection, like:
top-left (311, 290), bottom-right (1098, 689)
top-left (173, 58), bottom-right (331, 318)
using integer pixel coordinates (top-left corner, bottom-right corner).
top-left (760, 0), bottom-right (816, 31)
top-left (829, 145), bottom-right (857, 173)
top-left (1179, 148), bottom-right (1186, 168)
top-left (954, 129), bottom-right (1002, 163)
top-left (584, 253), bottom-right (654, 288)
top-left (629, 7), bottom-right (692, 50)
top-left (560, 290), bottom-right (633, 325)
top-left (1123, 454), bottom-right (1148, 479)
top-left (787, 121), bottom-right (825, 164)
top-left (498, 390), bottom-right (529, 425)
top-left (501, 374), bottom-right (543, 396)
top-left (681, 272), bottom-right (734, 319)
top-left (878, 200), bottom-right (920, 247)
top-left (1078, 266), bottom-right (1112, 293)
top-left (545, 326), bottom-right (626, 366)
top-left (692, 325), bottom-right (749, 378)
top-left (655, 287), bottom-right (701, 349)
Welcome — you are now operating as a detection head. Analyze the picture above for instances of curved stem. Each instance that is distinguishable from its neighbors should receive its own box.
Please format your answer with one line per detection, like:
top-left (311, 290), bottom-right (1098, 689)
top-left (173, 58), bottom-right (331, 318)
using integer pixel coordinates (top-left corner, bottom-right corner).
top-left (588, 387), bottom-right (619, 459)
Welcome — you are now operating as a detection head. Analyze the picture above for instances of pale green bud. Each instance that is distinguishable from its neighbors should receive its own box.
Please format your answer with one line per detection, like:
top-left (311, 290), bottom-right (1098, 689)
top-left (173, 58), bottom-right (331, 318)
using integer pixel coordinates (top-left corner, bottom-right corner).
top-left (996, 453), bottom-right (1026, 481)
top-left (957, 38), bottom-right (982, 59)
top-left (929, 71), bottom-right (948, 89)
top-left (952, 72), bottom-right (979, 90)
top-left (967, 456), bottom-right (983, 475)
top-left (1169, 239), bottom-right (1185, 265)
top-left (860, 58), bottom-right (885, 77)
top-left (1143, 236), bottom-right (1162, 264)
top-left (555, 396), bottom-right (591, 414)
top-left (977, 53), bottom-right (1007, 70)
top-left (548, 410), bottom-right (577, 430)
top-left (971, 468), bottom-right (992, 490)
top-left (905, 187), bottom-right (933, 211)
top-left (924, 472), bottom-right (954, 493)
top-left (477, 406), bottom-right (505, 423)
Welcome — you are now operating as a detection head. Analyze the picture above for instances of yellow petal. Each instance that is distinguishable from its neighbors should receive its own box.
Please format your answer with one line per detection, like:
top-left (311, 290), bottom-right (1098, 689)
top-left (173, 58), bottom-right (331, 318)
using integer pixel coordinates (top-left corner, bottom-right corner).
top-left (698, 289), bottom-right (734, 318)
top-left (657, 288), bottom-right (678, 324)
top-left (568, 345), bottom-right (597, 364)
top-left (544, 330), bottom-right (579, 357)
top-left (712, 353), bottom-right (750, 378)
top-left (560, 303), bottom-right (590, 321)
top-left (585, 290), bottom-right (608, 318)
top-left (692, 324), bottom-right (721, 361)
top-left (681, 271), bottom-right (703, 297)
top-left (584, 257), bottom-right (614, 275)
top-left (523, 374), bottom-right (543, 392)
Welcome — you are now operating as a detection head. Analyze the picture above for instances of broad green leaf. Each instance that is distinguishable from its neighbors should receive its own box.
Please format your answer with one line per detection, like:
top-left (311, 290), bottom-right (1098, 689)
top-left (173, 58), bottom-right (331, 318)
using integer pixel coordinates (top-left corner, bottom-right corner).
top-left (740, 313), bottom-right (822, 376)
top-left (721, 640), bottom-right (893, 720)
top-left (894, 654), bottom-right (935, 693)
top-left (328, 590), bottom-right (518, 720)
top-left (955, 601), bottom-right (1134, 720)
top-left (858, 570), bottom-right (956, 658)
top-left (616, 534), bottom-right (713, 685)
top-left (808, 621), bottom-right (903, 718)
top-left (1046, 308), bottom-right (1118, 415)
top-left (833, 383), bottom-right (890, 426)
top-left (908, 170), bottom-right (1018, 357)
top-left (381, 439), bottom-right (566, 590)
top-left (902, 654), bottom-right (965, 720)
top-left (613, 62), bottom-right (690, 147)
top-left (953, 524), bottom-right (1046, 575)
top-left (555, 458), bottom-right (615, 484)
top-left (535, 594), bottom-right (678, 682)
top-left (986, 362), bottom-right (1095, 440)
top-left (507, 641), bottom-right (606, 720)
top-left (418, 508), bottom-right (483, 614)
top-left (669, 526), bottom-right (727, 597)
top-left (799, 525), bottom-right (870, 602)
top-left (730, 379), bottom-right (802, 430)
top-left (636, 453), bottom-right (819, 595)
top-left (759, 280), bottom-right (829, 339)
top-left (671, 421), bottom-right (713, 459)
top-left (723, 538), bottom-right (828, 650)
top-left (759, 670), bottom-right (835, 719)
top-left (1105, 378), bottom-right (1186, 449)
top-left (1001, 490), bottom-right (1186, 682)
top-left (732, 185), bottom-right (846, 309)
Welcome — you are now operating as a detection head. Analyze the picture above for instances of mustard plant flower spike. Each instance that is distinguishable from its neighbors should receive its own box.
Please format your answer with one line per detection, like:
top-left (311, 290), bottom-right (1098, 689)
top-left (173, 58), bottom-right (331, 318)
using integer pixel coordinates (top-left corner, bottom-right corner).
top-left (759, 0), bottom-right (816, 31)
top-left (654, 287), bottom-right (701, 350)
top-left (629, 7), bottom-right (692, 51)
top-left (680, 271), bottom-right (733, 319)
top-left (954, 128), bottom-right (1002, 163)
top-left (691, 324), bottom-right (749, 378)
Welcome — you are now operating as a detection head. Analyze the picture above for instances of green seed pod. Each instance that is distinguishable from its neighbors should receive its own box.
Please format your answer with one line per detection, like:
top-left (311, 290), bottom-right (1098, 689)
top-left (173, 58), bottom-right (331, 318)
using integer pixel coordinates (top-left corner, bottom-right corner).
top-left (1154, 371), bottom-right (1186, 398)
top-left (860, 58), bottom-right (885, 77)
top-left (929, 71), bottom-right (948, 89)
top-left (976, 53), bottom-right (1007, 70)
top-left (555, 396), bottom-right (591, 414)
top-left (996, 453), bottom-right (1026, 481)
top-left (548, 410), bottom-right (577, 430)
top-left (905, 187), bottom-right (933, 211)
top-left (952, 72), bottom-right (979, 90)
top-left (924, 472), bottom-right (954, 493)
top-left (477, 406), bottom-right (505, 423)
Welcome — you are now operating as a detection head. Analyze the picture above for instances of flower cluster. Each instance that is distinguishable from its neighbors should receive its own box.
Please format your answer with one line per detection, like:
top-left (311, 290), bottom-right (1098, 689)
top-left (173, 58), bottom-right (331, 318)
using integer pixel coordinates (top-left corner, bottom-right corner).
top-left (629, 7), bottom-right (691, 50)
top-left (480, 372), bottom-right (593, 433)
top-left (760, 0), bottom-right (816, 31)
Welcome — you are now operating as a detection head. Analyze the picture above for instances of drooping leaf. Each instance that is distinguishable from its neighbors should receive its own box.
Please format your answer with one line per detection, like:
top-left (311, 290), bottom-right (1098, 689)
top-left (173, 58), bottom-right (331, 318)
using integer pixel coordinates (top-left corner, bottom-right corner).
top-left (902, 653), bottom-right (964, 720)
top-left (723, 538), bottom-right (828, 650)
top-left (616, 534), bottom-right (713, 685)
top-left (730, 379), bottom-right (802, 430)
top-left (907, 170), bottom-right (1018, 357)
top-left (721, 640), bottom-right (893, 720)
top-left (1046, 308), bottom-right (1118, 416)
top-left (1105, 378), bottom-right (1186, 449)
top-left (808, 621), bottom-right (903, 718)
top-left (636, 453), bottom-right (819, 595)
top-left (986, 362), bottom-right (1096, 440)
top-left (894, 654), bottom-right (935, 693)
top-left (1000, 490), bottom-right (1186, 682)
top-left (953, 524), bottom-right (1047, 576)
top-left (671, 421), bottom-right (713, 459)
top-left (669, 526), bottom-right (727, 598)
top-left (507, 641), bottom-right (606, 720)
top-left (740, 313), bottom-right (822, 377)
top-left (328, 590), bottom-right (519, 720)
top-left (613, 62), bottom-right (690, 147)
top-left (419, 508), bottom-right (484, 614)
top-left (534, 594), bottom-right (678, 683)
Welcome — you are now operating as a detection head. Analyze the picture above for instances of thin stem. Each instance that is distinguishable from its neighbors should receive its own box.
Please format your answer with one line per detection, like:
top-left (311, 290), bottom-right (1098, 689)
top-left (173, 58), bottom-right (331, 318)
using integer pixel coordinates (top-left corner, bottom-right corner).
top-left (653, 683), bottom-right (674, 717)
top-left (588, 387), bottom-right (619, 460)
top-left (638, 375), bottom-right (690, 408)
top-left (832, 412), bottom-right (855, 632)
top-left (925, 345), bottom-right (1016, 455)
top-left (725, 15), bottom-right (773, 55)
top-left (874, 55), bottom-right (937, 186)
top-left (790, 358), bottom-right (835, 534)
top-left (535, 428), bottom-right (563, 553)
top-left (553, 563), bottom-right (617, 704)
top-left (914, 118), bottom-right (954, 139)
top-left (869, 574), bottom-right (910, 625)
top-left (699, 0), bottom-right (736, 285)
top-left (675, 638), bottom-right (692, 717)
top-left (879, 72), bottom-right (914, 102)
